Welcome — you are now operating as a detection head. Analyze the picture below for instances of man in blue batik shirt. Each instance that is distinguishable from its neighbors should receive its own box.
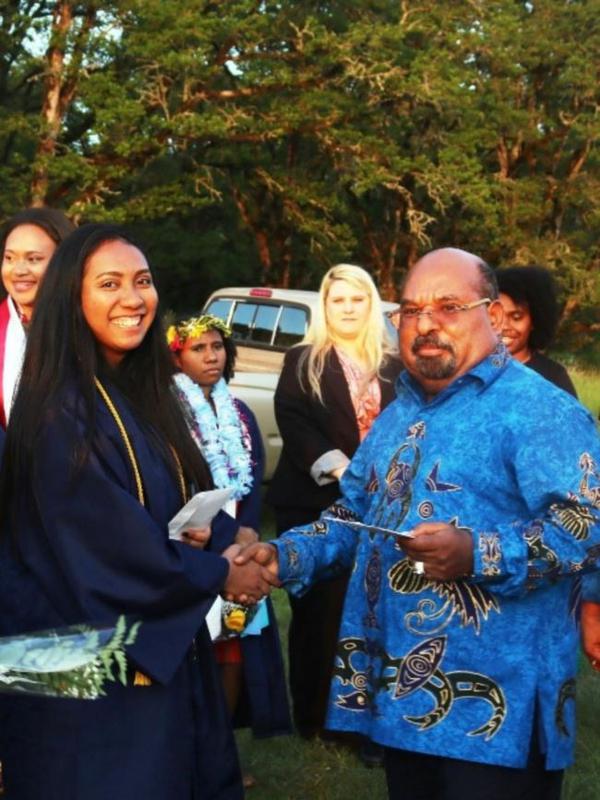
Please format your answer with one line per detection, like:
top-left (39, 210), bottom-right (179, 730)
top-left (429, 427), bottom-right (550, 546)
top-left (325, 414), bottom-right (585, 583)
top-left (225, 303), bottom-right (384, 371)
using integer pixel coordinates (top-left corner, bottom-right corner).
top-left (236, 248), bottom-right (600, 800)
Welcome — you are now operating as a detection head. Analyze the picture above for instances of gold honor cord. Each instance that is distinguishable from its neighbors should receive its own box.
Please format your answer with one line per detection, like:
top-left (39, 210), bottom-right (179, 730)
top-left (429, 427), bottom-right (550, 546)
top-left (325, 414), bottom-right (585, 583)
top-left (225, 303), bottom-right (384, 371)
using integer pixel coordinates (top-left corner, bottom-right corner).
top-left (94, 378), bottom-right (187, 506)
top-left (94, 377), bottom-right (188, 687)
top-left (170, 448), bottom-right (188, 505)
top-left (94, 377), bottom-right (145, 507)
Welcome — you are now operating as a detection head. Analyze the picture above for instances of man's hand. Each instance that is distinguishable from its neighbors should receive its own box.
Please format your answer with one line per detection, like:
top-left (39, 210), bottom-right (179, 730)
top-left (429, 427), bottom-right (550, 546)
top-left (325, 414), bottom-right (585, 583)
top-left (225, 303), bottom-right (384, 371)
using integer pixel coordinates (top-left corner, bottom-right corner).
top-left (400, 522), bottom-right (474, 581)
top-left (581, 601), bottom-right (600, 672)
top-left (181, 525), bottom-right (212, 550)
top-left (234, 542), bottom-right (279, 580)
top-left (222, 543), bottom-right (280, 605)
top-left (235, 525), bottom-right (259, 547)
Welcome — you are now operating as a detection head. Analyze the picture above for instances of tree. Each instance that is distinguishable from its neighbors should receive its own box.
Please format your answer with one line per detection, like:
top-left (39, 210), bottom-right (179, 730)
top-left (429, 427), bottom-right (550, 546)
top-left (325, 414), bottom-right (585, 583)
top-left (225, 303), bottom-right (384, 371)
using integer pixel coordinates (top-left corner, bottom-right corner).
top-left (0, 0), bottom-right (598, 363)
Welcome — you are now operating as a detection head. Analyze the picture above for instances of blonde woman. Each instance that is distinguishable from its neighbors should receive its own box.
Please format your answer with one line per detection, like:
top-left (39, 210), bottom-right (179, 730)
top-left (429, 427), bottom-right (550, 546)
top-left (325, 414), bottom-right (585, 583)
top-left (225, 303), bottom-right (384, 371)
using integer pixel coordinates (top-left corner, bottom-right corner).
top-left (266, 263), bottom-right (401, 743)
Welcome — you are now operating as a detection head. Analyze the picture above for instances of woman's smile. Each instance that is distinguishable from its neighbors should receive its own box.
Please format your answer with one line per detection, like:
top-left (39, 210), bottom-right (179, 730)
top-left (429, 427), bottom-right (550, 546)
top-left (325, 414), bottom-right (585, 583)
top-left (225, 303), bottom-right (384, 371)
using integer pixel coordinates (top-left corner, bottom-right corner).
top-left (81, 239), bottom-right (158, 367)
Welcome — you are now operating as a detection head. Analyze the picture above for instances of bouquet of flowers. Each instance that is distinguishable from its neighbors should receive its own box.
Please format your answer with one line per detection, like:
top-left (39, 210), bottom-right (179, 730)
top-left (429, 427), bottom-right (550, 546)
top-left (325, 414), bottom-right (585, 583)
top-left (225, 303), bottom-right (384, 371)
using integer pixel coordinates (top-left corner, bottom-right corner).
top-left (0, 616), bottom-right (140, 699)
top-left (219, 599), bottom-right (269, 640)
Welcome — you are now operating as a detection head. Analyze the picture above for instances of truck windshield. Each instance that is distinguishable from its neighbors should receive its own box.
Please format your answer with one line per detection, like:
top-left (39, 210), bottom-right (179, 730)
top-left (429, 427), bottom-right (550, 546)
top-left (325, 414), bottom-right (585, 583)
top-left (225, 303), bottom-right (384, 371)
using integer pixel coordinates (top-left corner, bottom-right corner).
top-left (205, 297), bottom-right (309, 349)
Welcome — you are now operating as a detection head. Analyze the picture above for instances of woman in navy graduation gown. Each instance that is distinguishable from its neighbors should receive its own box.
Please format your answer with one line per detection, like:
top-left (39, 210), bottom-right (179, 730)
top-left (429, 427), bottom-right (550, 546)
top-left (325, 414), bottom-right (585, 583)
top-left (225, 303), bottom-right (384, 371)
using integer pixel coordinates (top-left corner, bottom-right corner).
top-left (0, 224), bottom-right (277, 800)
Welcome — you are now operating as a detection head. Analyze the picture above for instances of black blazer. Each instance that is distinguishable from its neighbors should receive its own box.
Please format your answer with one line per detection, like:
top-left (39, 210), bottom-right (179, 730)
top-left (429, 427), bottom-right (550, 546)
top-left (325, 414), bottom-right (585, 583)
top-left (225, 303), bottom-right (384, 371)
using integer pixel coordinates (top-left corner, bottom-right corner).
top-left (266, 345), bottom-right (402, 513)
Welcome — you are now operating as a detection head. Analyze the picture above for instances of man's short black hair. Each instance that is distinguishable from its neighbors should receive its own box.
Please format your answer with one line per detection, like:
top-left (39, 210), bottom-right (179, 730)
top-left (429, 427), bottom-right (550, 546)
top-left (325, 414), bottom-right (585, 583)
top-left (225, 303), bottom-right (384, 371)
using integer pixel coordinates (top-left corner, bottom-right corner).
top-left (476, 259), bottom-right (499, 301)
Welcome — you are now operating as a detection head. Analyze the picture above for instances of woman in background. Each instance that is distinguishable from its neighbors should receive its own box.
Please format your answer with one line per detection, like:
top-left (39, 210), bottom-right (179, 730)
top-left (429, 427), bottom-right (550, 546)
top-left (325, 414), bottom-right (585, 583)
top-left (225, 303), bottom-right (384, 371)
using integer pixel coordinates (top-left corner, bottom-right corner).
top-left (169, 315), bottom-right (290, 785)
top-left (0, 224), bottom-right (276, 799)
top-left (0, 207), bottom-right (75, 427)
top-left (266, 263), bottom-right (402, 745)
top-left (497, 265), bottom-right (577, 396)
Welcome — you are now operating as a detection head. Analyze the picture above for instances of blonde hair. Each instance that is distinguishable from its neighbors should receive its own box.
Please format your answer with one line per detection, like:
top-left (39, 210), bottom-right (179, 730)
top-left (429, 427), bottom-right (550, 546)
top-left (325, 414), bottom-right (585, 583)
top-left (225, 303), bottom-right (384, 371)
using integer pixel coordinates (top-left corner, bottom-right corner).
top-left (298, 263), bottom-right (395, 402)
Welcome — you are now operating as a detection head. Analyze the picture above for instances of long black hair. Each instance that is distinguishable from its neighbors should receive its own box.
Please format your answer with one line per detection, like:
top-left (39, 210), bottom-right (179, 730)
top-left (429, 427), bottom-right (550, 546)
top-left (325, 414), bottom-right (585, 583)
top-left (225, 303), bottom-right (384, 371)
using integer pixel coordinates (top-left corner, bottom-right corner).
top-left (496, 265), bottom-right (561, 351)
top-left (0, 223), bottom-right (211, 528)
top-left (0, 207), bottom-right (76, 301)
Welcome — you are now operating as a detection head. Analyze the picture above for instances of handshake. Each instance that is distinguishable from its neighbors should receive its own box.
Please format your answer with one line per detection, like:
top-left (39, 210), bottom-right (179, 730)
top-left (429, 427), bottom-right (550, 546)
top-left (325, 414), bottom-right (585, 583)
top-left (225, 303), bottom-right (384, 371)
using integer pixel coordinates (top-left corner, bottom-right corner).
top-left (221, 542), bottom-right (280, 605)
top-left (180, 525), bottom-right (281, 604)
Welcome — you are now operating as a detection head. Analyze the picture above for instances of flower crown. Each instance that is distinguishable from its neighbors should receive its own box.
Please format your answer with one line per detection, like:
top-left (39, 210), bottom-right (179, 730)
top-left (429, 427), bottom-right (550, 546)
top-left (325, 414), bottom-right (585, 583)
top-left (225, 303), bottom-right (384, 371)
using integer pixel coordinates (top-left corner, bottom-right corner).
top-left (166, 315), bottom-right (232, 352)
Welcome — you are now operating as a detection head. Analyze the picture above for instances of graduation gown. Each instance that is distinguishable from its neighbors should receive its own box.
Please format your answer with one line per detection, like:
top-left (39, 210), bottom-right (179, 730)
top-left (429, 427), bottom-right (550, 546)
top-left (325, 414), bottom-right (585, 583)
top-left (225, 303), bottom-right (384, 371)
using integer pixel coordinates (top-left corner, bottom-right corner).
top-left (0, 381), bottom-right (243, 800)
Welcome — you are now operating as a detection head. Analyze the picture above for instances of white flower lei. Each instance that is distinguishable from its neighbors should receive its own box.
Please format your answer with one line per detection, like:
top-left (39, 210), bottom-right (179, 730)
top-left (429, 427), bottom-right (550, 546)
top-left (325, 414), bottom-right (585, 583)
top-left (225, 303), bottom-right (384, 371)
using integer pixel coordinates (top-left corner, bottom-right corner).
top-left (174, 373), bottom-right (253, 500)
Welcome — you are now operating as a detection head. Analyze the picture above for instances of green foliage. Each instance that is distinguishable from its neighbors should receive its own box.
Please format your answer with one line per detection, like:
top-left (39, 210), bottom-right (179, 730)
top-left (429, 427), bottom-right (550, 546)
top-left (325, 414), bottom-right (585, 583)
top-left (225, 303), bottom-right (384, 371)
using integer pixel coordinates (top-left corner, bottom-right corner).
top-left (0, 0), bottom-right (598, 358)
top-left (570, 371), bottom-right (600, 418)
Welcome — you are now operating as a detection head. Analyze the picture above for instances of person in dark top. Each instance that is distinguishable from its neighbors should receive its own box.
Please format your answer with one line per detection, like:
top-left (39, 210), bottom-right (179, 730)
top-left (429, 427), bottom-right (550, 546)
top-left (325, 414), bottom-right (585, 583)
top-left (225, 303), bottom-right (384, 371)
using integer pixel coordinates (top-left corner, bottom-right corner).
top-left (496, 265), bottom-right (577, 397)
top-left (266, 263), bottom-right (402, 743)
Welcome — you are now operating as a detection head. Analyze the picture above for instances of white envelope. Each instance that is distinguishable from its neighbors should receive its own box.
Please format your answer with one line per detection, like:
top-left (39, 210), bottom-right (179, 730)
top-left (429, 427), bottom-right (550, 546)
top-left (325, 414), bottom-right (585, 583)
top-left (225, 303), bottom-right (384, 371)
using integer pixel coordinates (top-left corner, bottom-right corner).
top-left (168, 487), bottom-right (234, 541)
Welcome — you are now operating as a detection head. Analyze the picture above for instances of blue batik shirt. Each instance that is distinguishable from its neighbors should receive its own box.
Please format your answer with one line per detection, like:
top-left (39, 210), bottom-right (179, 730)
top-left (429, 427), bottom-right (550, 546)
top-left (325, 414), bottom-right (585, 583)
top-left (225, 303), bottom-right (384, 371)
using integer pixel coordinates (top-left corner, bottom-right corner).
top-left (583, 572), bottom-right (600, 602)
top-left (275, 345), bottom-right (600, 770)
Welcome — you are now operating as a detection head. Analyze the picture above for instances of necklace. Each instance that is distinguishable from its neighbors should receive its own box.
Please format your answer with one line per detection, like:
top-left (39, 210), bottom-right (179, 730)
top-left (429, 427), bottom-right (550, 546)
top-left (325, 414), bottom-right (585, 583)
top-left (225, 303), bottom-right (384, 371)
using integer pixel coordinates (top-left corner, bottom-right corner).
top-left (174, 373), bottom-right (253, 500)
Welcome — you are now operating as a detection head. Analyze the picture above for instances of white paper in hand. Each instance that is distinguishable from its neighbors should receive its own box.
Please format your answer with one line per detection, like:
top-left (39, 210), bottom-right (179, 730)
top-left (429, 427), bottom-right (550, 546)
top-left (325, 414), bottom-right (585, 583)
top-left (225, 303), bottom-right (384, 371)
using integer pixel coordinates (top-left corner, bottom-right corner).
top-left (168, 487), bottom-right (234, 541)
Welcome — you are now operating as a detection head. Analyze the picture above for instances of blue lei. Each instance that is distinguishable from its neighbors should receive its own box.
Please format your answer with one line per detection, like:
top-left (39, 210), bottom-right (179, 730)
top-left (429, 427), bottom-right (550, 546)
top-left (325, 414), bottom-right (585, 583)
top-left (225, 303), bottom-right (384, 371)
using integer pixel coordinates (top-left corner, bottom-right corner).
top-left (174, 373), bottom-right (253, 500)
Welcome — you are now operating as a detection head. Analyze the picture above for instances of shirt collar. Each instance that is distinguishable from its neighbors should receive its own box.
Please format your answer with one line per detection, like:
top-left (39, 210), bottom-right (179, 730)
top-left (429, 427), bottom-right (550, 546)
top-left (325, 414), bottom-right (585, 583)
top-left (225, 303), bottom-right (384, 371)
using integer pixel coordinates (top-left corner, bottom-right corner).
top-left (398, 341), bottom-right (510, 404)
top-left (7, 296), bottom-right (28, 325)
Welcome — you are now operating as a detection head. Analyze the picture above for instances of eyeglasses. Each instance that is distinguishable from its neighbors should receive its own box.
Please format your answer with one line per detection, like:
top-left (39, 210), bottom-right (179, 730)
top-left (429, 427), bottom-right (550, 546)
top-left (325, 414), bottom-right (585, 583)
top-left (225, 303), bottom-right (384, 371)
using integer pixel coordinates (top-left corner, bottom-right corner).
top-left (397, 298), bottom-right (492, 326)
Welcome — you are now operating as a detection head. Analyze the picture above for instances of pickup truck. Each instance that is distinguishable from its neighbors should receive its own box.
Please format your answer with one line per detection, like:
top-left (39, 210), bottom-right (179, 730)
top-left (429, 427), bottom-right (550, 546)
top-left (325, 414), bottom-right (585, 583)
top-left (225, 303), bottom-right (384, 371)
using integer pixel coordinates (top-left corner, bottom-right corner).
top-left (202, 287), bottom-right (399, 479)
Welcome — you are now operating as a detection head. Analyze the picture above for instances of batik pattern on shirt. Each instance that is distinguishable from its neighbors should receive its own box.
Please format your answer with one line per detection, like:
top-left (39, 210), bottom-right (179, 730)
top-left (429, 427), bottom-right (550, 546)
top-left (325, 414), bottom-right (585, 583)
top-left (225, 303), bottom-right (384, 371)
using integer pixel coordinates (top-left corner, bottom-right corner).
top-left (275, 348), bottom-right (600, 770)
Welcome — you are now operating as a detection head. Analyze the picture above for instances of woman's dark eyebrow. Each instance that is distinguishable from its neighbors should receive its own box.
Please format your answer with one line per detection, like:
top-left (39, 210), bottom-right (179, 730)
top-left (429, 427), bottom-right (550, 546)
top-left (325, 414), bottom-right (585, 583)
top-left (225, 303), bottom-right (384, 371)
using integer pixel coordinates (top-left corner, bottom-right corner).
top-left (94, 269), bottom-right (152, 278)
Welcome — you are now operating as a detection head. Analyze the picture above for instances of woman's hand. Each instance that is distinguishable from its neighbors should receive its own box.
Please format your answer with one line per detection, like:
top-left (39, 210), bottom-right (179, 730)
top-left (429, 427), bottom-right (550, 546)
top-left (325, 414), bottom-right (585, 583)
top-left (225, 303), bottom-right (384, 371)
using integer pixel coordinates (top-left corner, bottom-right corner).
top-left (181, 525), bottom-right (212, 550)
top-left (235, 542), bottom-right (279, 580)
top-left (235, 526), bottom-right (259, 547)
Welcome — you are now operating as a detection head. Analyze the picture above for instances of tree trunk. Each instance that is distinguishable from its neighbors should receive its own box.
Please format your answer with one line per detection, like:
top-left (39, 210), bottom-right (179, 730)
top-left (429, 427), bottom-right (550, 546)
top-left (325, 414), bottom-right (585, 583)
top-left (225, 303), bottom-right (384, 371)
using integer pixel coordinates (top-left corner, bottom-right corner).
top-left (30, 1), bottom-right (95, 206)
top-left (30, 1), bottom-right (73, 205)
top-left (232, 187), bottom-right (273, 281)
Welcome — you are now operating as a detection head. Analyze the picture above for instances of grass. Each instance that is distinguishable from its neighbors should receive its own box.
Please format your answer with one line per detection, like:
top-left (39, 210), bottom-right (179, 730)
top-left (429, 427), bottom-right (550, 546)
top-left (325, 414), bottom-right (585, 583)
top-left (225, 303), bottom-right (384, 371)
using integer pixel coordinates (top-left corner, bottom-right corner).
top-left (237, 589), bottom-right (388, 800)
top-left (563, 659), bottom-right (600, 800)
top-left (571, 369), bottom-right (600, 419)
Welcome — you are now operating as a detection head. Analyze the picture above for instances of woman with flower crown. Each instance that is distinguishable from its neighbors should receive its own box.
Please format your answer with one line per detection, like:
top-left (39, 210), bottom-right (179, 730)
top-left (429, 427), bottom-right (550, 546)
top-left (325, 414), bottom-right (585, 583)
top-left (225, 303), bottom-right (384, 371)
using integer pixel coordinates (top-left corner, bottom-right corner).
top-left (168, 315), bottom-right (290, 769)
top-left (0, 225), bottom-right (279, 799)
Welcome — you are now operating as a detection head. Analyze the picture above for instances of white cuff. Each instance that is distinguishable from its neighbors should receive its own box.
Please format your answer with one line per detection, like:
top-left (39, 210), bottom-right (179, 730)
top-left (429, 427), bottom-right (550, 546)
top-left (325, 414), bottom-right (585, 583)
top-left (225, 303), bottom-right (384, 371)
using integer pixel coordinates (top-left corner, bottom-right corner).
top-left (310, 449), bottom-right (351, 486)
